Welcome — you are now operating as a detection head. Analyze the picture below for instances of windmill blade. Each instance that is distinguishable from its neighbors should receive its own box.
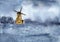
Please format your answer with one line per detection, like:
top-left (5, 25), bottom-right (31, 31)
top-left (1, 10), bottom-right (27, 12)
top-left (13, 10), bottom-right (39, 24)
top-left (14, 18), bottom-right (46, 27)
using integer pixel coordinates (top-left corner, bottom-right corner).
top-left (14, 10), bottom-right (17, 12)
top-left (20, 7), bottom-right (22, 12)
top-left (21, 13), bottom-right (26, 15)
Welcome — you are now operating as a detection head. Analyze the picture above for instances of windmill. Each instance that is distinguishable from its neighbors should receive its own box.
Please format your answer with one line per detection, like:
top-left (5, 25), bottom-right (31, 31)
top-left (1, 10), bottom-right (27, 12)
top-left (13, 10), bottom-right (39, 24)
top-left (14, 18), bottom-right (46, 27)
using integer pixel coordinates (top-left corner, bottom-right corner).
top-left (14, 7), bottom-right (25, 24)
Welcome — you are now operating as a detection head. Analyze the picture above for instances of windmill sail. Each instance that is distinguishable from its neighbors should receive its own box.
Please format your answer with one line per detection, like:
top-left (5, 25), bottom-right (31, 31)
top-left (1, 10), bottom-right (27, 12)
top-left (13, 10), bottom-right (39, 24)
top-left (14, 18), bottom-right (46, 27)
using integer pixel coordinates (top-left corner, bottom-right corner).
top-left (14, 10), bottom-right (17, 12)
top-left (20, 7), bottom-right (22, 12)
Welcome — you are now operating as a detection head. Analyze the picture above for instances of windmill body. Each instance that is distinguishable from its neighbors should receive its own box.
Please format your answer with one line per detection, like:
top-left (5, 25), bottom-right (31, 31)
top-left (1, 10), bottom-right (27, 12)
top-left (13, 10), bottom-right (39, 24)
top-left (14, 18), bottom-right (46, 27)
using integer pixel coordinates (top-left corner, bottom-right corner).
top-left (15, 7), bottom-right (25, 24)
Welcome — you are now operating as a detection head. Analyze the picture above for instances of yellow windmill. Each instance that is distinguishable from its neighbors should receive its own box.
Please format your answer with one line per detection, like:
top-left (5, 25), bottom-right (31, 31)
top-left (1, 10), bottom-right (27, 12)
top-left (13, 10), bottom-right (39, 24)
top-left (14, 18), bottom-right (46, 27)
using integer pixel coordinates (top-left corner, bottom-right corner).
top-left (14, 7), bottom-right (25, 24)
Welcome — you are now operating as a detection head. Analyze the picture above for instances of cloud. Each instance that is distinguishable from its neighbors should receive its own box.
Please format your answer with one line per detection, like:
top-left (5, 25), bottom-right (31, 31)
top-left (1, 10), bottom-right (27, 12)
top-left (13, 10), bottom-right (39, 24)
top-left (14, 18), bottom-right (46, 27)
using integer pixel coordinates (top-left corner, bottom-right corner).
top-left (21, 0), bottom-right (59, 22)
top-left (24, 0), bottom-right (56, 6)
top-left (0, 0), bottom-right (60, 22)
top-left (0, 0), bottom-right (22, 14)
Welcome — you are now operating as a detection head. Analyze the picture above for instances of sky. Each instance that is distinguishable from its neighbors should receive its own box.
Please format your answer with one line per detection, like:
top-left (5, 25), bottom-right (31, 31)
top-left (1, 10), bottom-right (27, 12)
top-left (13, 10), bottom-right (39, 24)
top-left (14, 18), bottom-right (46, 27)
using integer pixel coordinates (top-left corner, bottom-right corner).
top-left (0, 0), bottom-right (60, 22)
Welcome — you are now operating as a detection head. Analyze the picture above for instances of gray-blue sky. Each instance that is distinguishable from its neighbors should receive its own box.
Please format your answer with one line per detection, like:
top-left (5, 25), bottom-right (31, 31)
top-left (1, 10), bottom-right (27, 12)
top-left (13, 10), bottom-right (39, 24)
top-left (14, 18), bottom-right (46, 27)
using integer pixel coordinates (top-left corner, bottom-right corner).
top-left (0, 0), bottom-right (60, 21)
top-left (0, 0), bottom-right (22, 12)
top-left (0, 0), bottom-right (58, 12)
top-left (31, 0), bottom-right (56, 6)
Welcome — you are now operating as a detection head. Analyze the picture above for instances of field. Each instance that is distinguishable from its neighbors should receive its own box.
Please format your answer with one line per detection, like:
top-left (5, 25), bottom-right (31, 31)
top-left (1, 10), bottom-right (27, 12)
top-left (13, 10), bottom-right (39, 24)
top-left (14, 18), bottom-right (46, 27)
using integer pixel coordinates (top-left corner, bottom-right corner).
top-left (0, 22), bottom-right (60, 42)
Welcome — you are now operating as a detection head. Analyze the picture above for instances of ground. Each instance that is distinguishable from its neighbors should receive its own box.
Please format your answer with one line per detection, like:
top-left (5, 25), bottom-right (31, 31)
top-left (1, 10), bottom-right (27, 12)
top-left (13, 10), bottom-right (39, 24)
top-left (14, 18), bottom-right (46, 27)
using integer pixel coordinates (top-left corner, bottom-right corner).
top-left (0, 22), bottom-right (60, 42)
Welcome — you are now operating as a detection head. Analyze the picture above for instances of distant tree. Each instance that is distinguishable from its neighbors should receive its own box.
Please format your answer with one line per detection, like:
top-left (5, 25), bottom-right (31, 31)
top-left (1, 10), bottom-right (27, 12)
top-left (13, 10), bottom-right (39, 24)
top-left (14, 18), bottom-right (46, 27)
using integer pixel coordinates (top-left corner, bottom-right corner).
top-left (6, 17), bottom-right (14, 24)
top-left (53, 16), bottom-right (59, 23)
top-left (0, 16), bottom-right (14, 24)
top-left (0, 16), bottom-right (7, 24)
top-left (45, 18), bottom-right (53, 23)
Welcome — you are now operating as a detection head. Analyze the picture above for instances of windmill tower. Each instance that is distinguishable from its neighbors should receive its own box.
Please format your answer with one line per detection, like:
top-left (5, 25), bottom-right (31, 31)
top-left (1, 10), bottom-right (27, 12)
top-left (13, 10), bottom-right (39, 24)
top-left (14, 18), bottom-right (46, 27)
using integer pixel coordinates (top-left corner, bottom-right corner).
top-left (14, 7), bottom-right (25, 24)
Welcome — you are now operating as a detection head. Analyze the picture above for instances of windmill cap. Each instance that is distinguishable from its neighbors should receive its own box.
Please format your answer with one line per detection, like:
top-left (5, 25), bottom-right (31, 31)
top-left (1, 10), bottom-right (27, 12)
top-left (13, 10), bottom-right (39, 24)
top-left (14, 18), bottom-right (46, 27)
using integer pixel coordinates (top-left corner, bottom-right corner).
top-left (17, 12), bottom-right (21, 14)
